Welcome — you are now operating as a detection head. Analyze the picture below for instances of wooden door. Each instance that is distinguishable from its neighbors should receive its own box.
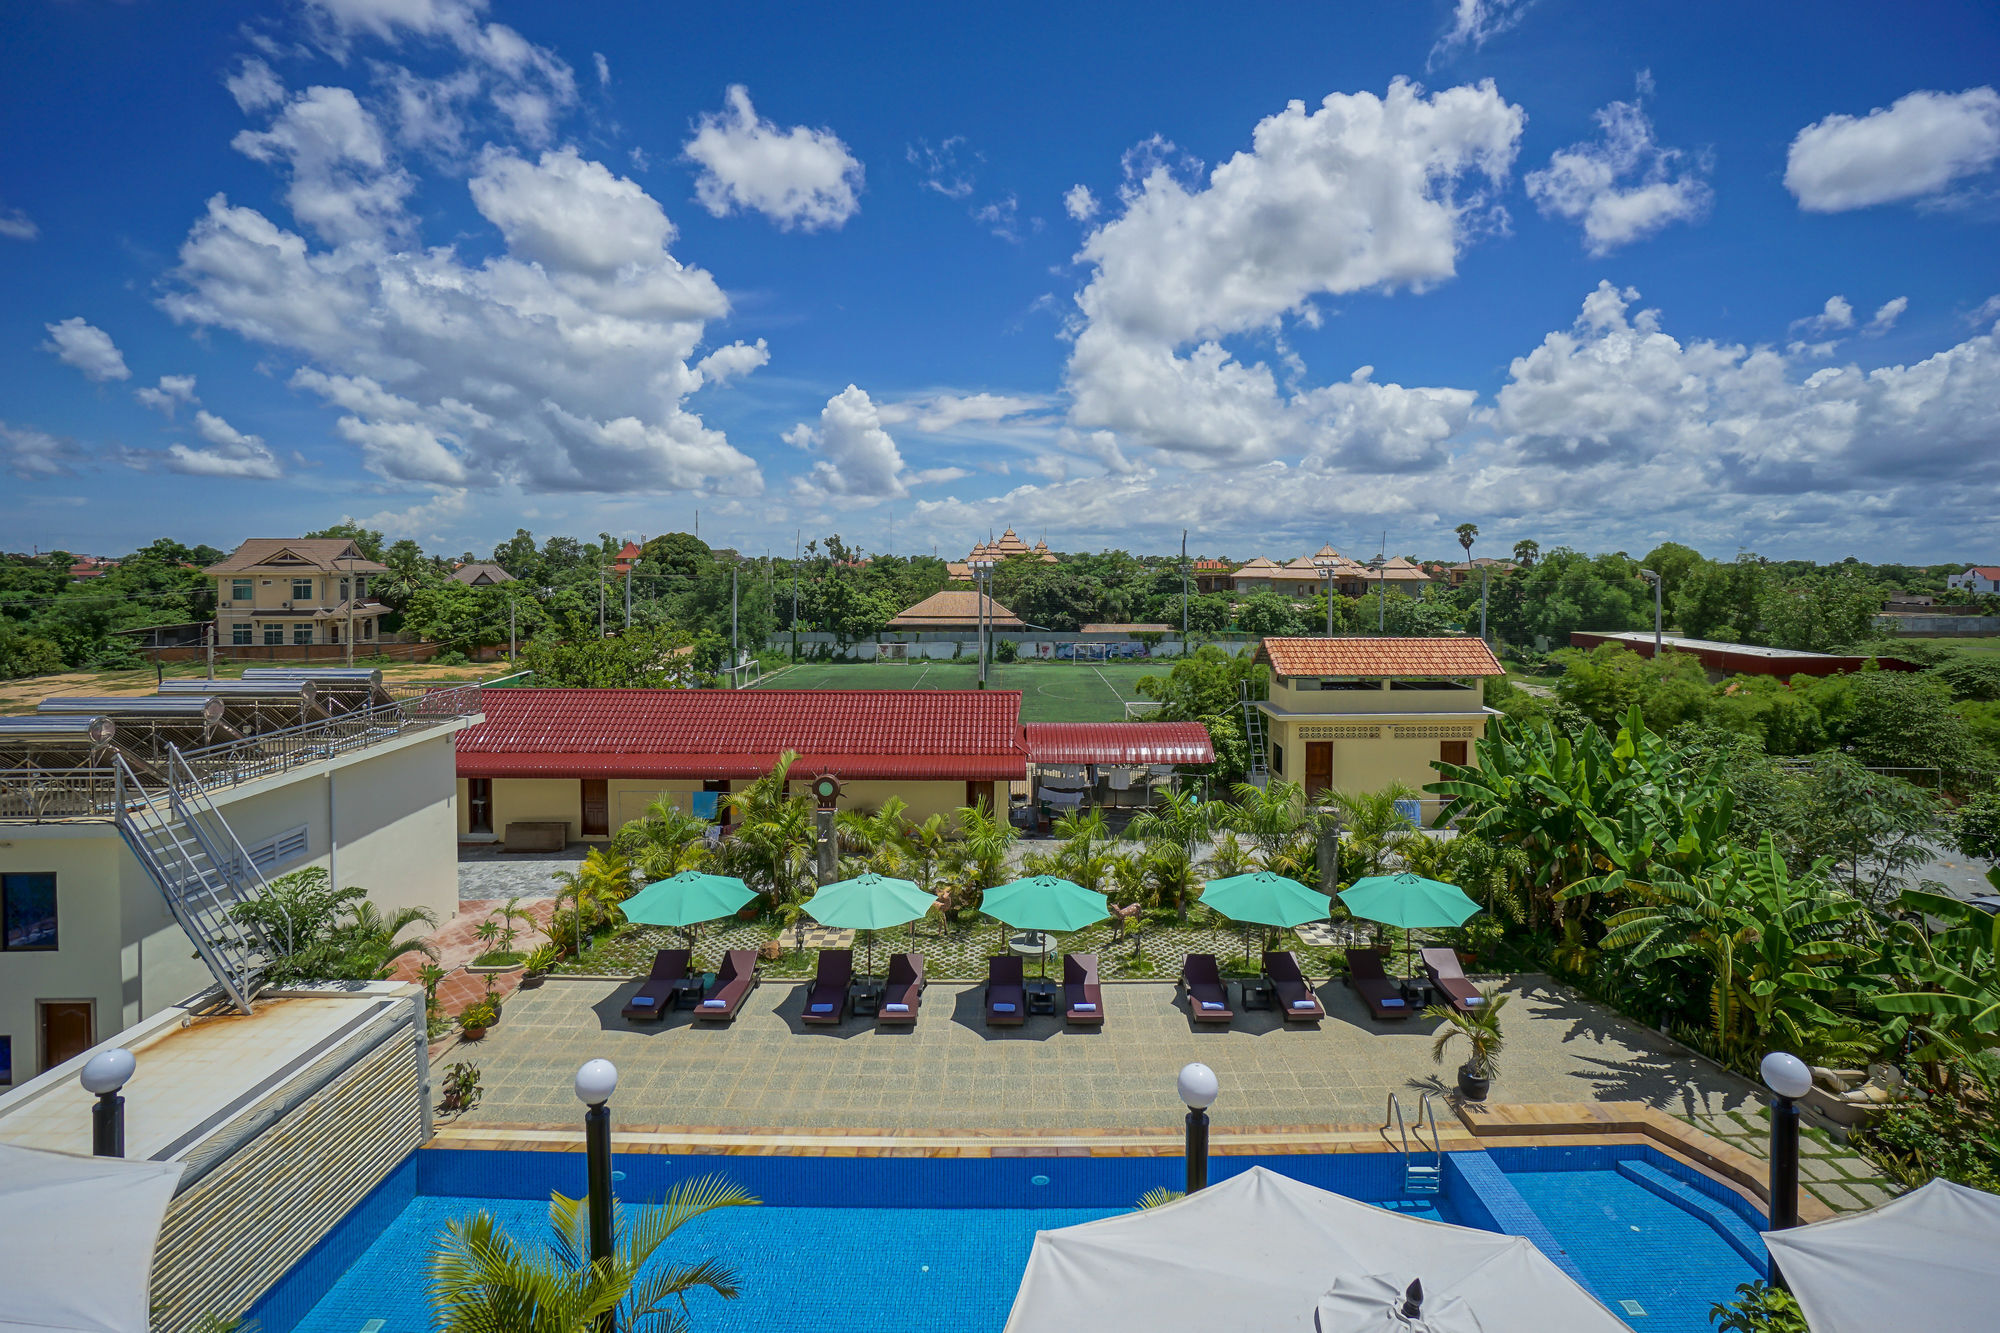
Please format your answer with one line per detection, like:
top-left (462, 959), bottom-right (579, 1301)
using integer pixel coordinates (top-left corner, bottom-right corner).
top-left (1304, 742), bottom-right (1333, 797)
top-left (39, 1000), bottom-right (93, 1071)
top-left (580, 779), bottom-right (609, 838)
top-left (1440, 740), bottom-right (1469, 767)
top-left (965, 781), bottom-right (994, 814)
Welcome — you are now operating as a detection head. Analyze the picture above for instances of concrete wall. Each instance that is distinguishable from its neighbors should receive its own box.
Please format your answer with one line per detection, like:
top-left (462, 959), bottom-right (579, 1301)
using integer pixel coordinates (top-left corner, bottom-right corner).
top-left (1264, 710), bottom-right (1489, 826)
top-left (1267, 678), bottom-right (1485, 714)
top-left (1874, 613), bottom-right (2000, 636)
top-left (469, 774), bottom-right (983, 839)
top-left (773, 631), bottom-right (1255, 661)
top-left (0, 730), bottom-right (460, 1084)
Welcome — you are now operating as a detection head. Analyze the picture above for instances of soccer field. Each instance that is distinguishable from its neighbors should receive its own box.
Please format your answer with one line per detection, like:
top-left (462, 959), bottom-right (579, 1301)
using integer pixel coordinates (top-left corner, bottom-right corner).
top-left (750, 659), bottom-right (1165, 722)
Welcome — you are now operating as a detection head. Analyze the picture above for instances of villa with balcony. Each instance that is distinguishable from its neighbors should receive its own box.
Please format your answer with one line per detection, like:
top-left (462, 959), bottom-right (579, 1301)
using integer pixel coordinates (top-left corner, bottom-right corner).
top-left (1246, 636), bottom-right (1503, 815)
top-left (0, 669), bottom-right (484, 1085)
top-left (204, 539), bottom-right (390, 649)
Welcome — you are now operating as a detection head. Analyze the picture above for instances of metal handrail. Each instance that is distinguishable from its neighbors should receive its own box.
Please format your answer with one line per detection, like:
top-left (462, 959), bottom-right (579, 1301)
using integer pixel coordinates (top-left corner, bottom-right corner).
top-left (1386, 1092), bottom-right (1410, 1154)
top-left (1385, 1091), bottom-right (1443, 1165)
top-left (166, 744), bottom-right (287, 958)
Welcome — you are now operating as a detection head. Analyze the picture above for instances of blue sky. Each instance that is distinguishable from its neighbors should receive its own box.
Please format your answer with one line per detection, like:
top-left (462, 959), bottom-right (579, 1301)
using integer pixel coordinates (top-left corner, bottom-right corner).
top-left (3, 0), bottom-right (1998, 564)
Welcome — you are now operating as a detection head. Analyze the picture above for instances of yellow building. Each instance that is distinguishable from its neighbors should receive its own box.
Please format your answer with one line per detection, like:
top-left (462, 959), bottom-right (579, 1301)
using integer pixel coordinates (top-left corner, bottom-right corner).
top-left (205, 538), bottom-right (389, 648)
top-left (1249, 636), bottom-right (1503, 821)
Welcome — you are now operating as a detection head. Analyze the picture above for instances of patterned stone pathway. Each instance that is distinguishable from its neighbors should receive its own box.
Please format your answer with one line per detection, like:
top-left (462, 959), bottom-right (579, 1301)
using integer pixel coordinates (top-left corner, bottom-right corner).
top-left (1683, 1107), bottom-right (1899, 1213)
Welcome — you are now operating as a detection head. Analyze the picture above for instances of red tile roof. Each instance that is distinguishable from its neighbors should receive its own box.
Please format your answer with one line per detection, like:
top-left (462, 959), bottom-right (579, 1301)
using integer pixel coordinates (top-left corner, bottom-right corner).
top-left (1024, 722), bottom-right (1214, 766)
top-left (1254, 636), bottom-right (1504, 678)
top-left (456, 688), bottom-right (1029, 780)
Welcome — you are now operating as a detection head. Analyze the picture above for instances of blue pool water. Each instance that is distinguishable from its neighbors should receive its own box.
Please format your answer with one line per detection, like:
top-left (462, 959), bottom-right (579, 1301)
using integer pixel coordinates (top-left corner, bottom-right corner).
top-left (258, 1148), bottom-right (1759, 1333)
top-left (1505, 1170), bottom-right (1762, 1333)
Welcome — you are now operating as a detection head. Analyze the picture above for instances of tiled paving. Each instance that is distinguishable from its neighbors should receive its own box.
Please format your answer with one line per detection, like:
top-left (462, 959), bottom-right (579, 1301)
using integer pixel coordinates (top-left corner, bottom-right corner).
top-left (1684, 1107), bottom-right (1896, 1212)
top-left (456, 843), bottom-right (585, 903)
top-left (446, 972), bottom-right (1764, 1132)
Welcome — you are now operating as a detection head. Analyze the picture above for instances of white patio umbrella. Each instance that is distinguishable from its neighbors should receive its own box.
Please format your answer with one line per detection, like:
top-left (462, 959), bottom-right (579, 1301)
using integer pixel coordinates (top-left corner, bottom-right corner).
top-left (1314, 1272), bottom-right (1481, 1332)
top-left (1762, 1177), bottom-right (2000, 1333)
top-left (1003, 1166), bottom-right (1627, 1333)
top-left (0, 1142), bottom-right (184, 1333)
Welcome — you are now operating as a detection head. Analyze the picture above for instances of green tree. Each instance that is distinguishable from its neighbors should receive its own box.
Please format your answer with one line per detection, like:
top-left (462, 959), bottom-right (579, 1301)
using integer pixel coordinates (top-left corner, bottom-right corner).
top-left (1552, 643), bottom-right (1713, 732)
top-left (1672, 555), bottom-right (1771, 642)
top-left (303, 523), bottom-right (386, 561)
top-left (1236, 590), bottom-right (1311, 637)
top-left (520, 623), bottom-right (702, 688)
top-left (230, 867), bottom-right (438, 984)
top-left (429, 1178), bottom-right (758, 1333)
top-left (1126, 788), bottom-right (1224, 921)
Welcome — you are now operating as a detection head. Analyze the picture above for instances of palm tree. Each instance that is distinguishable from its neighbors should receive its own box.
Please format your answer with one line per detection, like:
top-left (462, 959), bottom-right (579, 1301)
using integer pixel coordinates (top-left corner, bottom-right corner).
top-left (1127, 788), bottom-right (1223, 922)
top-left (335, 902), bottom-right (439, 979)
top-left (1455, 523), bottom-right (1478, 560)
top-left (551, 848), bottom-right (636, 956)
top-left (715, 752), bottom-right (816, 902)
top-left (1512, 539), bottom-right (1539, 567)
top-left (616, 799), bottom-right (713, 883)
top-left (1228, 778), bottom-right (1309, 875)
top-left (429, 1177), bottom-right (759, 1333)
top-left (944, 799), bottom-right (1016, 914)
top-left (1324, 784), bottom-right (1422, 880)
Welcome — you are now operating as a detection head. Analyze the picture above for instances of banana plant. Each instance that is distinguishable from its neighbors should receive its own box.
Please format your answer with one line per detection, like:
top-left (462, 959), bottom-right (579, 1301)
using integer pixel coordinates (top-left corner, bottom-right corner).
top-left (1869, 888), bottom-right (2000, 1096)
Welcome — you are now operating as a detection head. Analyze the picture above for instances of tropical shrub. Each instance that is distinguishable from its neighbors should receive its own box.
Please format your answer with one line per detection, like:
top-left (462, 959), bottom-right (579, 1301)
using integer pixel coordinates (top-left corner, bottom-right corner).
top-left (231, 867), bottom-right (437, 984)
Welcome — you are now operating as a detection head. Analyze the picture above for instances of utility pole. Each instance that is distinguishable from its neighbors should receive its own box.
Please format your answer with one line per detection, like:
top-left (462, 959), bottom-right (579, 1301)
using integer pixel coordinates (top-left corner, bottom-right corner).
top-left (624, 548), bottom-right (633, 630)
top-left (731, 561), bottom-right (739, 686)
top-left (1180, 529), bottom-right (1189, 650)
top-left (508, 597), bottom-right (516, 662)
top-left (343, 557), bottom-right (356, 667)
top-left (791, 531), bottom-right (801, 663)
top-left (205, 619), bottom-right (214, 680)
top-left (598, 568), bottom-right (605, 638)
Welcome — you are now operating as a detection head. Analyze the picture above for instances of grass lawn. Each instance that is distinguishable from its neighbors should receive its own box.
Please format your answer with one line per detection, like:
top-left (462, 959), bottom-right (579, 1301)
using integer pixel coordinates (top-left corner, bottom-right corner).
top-left (1941, 636), bottom-right (2000, 655)
top-left (751, 658), bottom-right (1168, 722)
top-left (0, 656), bottom-right (517, 715)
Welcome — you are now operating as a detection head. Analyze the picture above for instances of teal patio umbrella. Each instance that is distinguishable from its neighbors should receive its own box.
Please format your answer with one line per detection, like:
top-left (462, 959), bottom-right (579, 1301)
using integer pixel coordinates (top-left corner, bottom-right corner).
top-left (982, 875), bottom-right (1110, 976)
top-left (802, 873), bottom-right (936, 976)
top-left (1199, 872), bottom-right (1332, 965)
top-left (1339, 872), bottom-right (1482, 976)
top-left (620, 870), bottom-right (755, 961)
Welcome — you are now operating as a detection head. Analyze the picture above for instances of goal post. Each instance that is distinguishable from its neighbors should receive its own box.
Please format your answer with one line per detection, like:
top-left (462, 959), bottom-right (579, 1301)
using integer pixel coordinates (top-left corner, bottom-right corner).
top-left (877, 641), bottom-right (910, 661)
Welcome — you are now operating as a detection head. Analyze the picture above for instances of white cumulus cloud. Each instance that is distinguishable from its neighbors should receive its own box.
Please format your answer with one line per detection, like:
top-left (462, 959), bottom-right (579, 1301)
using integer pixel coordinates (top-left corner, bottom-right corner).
top-left (232, 85), bottom-right (414, 245)
top-left (1785, 87), bottom-right (2000, 211)
top-left (1865, 297), bottom-right (1908, 335)
top-left (790, 385), bottom-right (911, 500)
top-left (1525, 92), bottom-right (1711, 254)
top-left (42, 317), bottom-right (130, 382)
top-left (1064, 79), bottom-right (1522, 466)
top-left (1064, 184), bottom-right (1099, 222)
top-left (2, 422), bottom-right (85, 478)
top-left (0, 204), bottom-right (36, 241)
top-left (683, 86), bottom-right (863, 231)
top-left (136, 375), bottom-right (200, 415)
top-left (226, 58), bottom-right (286, 112)
top-left (693, 339), bottom-right (770, 388)
top-left (1429, 0), bottom-right (1533, 68)
top-left (166, 410), bottom-right (284, 479)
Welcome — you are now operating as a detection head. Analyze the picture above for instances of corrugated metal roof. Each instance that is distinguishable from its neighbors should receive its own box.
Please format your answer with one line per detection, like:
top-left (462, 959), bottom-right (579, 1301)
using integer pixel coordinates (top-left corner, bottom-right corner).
top-left (1024, 722), bottom-right (1215, 766)
top-left (456, 688), bottom-right (1029, 781)
top-left (1254, 636), bottom-right (1504, 677)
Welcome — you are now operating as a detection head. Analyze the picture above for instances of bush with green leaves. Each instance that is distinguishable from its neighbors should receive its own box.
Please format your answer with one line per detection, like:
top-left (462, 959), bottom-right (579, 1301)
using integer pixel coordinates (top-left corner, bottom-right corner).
top-left (230, 867), bottom-right (437, 984)
top-left (1709, 1281), bottom-right (1809, 1333)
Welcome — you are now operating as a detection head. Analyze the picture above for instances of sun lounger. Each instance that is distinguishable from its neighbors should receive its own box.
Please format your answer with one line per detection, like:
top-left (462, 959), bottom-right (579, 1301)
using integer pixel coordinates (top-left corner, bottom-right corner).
top-left (1421, 947), bottom-right (1486, 1015)
top-left (985, 955), bottom-right (1026, 1027)
top-left (802, 948), bottom-right (851, 1025)
top-left (1345, 947), bottom-right (1412, 1021)
top-left (621, 948), bottom-right (692, 1021)
top-left (1262, 950), bottom-right (1325, 1022)
top-left (878, 952), bottom-right (924, 1026)
top-left (1064, 953), bottom-right (1104, 1026)
top-left (1180, 953), bottom-right (1234, 1024)
top-left (692, 948), bottom-right (758, 1022)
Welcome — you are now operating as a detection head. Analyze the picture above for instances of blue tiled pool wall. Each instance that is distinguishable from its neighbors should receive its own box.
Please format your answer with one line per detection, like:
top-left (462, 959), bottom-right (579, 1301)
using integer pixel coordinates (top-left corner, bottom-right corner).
top-left (245, 1154), bottom-right (419, 1333)
top-left (417, 1145), bottom-right (1421, 1212)
top-left (1444, 1152), bottom-right (1603, 1298)
top-left (1481, 1143), bottom-right (1770, 1234)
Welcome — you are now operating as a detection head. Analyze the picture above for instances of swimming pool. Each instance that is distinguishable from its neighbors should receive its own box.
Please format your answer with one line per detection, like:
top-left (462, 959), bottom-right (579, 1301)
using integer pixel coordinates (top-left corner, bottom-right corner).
top-left (250, 1147), bottom-right (1761, 1333)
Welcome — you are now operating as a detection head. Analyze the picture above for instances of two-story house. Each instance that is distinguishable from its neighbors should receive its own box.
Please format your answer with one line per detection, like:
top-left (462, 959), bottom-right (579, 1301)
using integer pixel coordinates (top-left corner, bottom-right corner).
top-left (1945, 566), bottom-right (2000, 595)
top-left (1248, 636), bottom-right (1504, 820)
top-left (205, 539), bottom-right (390, 648)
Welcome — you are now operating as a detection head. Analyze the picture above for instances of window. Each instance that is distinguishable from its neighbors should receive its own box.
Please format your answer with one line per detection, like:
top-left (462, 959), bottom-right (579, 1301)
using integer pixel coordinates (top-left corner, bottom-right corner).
top-left (292, 578), bottom-right (315, 602)
top-left (1270, 742), bottom-right (1283, 774)
top-left (232, 624), bottom-right (253, 646)
top-left (2, 873), bottom-right (57, 951)
top-left (0, 1035), bottom-right (10, 1086)
top-left (292, 625), bottom-right (314, 645)
top-left (361, 619), bottom-right (374, 640)
top-left (264, 626), bottom-right (284, 645)
top-left (231, 579), bottom-right (253, 601)
top-left (240, 825), bottom-right (309, 875)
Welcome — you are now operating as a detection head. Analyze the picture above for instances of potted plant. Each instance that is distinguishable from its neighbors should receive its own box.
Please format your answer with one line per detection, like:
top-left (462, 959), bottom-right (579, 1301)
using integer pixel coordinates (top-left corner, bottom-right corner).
top-left (457, 996), bottom-right (500, 1041)
top-left (1425, 986), bottom-right (1508, 1102)
top-left (439, 1061), bottom-right (483, 1114)
top-left (519, 943), bottom-right (560, 989)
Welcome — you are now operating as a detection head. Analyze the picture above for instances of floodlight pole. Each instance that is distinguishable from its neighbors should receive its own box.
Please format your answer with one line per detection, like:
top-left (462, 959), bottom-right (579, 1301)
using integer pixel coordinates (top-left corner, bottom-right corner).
top-left (1641, 568), bottom-right (1663, 653)
top-left (508, 598), bottom-right (516, 663)
top-left (731, 563), bottom-right (740, 685)
top-left (1479, 566), bottom-right (1490, 645)
top-left (624, 551), bottom-right (633, 630)
top-left (1180, 530), bottom-right (1189, 650)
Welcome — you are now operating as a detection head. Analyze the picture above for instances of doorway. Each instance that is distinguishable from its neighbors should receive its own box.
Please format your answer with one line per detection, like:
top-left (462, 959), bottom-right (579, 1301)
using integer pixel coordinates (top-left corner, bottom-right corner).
top-left (38, 1000), bottom-right (93, 1073)
top-left (1304, 742), bottom-right (1333, 797)
top-left (580, 779), bottom-right (609, 838)
top-left (466, 777), bottom-right (493, 834)
top-left (1440, 740), bottom-right (1469, 767)
top-left (965, 780), bottom-right (995, 814)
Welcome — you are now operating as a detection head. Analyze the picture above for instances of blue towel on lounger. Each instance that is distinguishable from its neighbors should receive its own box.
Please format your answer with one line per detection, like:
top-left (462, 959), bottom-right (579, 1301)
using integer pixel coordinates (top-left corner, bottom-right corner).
top-left (629, 996), bottom-right (657, 1007)
top-left (992, 1002), bottom-right (1016, 1012)
top-left (700, 998), bottom-right (727, 1008)
top-left (1200, 1000), bottom-right (1225, 1010)
top-left (1290, 999), bottom-right (1317, 1010)
top-left (883, 1002), bottom-right (910, 1013)
top-left (1465, 995), bottom-right (1484, 1005)
top-left (1380, 997), bottom-right (1406, 1008)
top-left (809, 1002), bottom-right (834, 1013)
top-left (1072, 1002), bottom-right (1096, 1011)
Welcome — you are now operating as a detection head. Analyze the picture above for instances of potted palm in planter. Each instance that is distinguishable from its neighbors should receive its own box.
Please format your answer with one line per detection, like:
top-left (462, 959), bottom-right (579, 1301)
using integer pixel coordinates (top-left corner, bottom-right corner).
top-left (456, 996), bottom-right (500, 1042)
top-left (1425, 986), bottom-right (1507, 1102)
top-left (518, 943), bottom-right (561, 990)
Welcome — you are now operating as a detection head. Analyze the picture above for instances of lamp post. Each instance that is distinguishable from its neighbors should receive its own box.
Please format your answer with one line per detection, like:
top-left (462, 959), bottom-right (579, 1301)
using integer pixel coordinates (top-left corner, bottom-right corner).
top-left (1367, 555), bottom-right (1386, 633)
top-left (1315, 556), bottom-right (1338, 636)
top-left (1178, 1061), bottom-right (1219, 1193)
top-left (575, 1057), bottom-right (619, 1307)
top-left (970, 557), bottom-right (995, 688)
top-left (1761, 1050), bottom-right (1810, 1282)
top-left (81, 1047), bottom-right (135, 1157)
top-left (1640, 568), bottom-right (1663, 653)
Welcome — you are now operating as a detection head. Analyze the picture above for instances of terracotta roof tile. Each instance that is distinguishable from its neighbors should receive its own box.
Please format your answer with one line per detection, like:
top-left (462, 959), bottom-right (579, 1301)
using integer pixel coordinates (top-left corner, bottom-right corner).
top-left (457, 688), bottom-right (1028, 780)
top-left (886, 590), bottom-right (1024, 629)
top-left (1253, 636), bottom-right (1503, 677)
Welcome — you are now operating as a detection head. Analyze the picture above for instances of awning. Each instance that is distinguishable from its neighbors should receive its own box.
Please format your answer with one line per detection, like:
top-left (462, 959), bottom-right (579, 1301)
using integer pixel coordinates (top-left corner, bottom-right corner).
top-left (0, 1143), bottom-right (184, 1333)
top-left (1763, 1178), bottom-right (2000, 1333)
top-left (1024, 722), bottom-right (1214, 766)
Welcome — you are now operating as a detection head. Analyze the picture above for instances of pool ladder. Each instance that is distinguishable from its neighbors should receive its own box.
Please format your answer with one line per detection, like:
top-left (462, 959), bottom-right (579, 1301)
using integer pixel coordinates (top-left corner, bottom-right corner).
top-left (1386, 1092), bottom-right (1443, 1194)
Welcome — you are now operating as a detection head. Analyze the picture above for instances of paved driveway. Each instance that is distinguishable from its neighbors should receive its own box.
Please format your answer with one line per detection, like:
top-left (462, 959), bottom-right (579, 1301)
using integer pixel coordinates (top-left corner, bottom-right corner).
top-left (448, 972), bottom-right (1760, 1131)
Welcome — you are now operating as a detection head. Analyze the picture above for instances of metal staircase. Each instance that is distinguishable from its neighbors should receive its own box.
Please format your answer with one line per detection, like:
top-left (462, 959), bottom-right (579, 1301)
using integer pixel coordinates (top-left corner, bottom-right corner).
top-left (1240, 680), bottom-right (1269, 783)
top-left (1386, 1091), bottom-right (1444, 1194)
top-left (113, 747), bottom-right (281, 1014)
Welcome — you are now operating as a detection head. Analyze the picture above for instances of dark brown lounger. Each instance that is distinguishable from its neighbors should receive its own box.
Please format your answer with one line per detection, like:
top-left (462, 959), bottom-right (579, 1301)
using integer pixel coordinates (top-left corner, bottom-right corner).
top-left (621, 948), bottom-right (692, 1021)
top-left (1422, 947), bottom-right (1487, 1015)
top-left (802, 948), bottom-right (851, 1025)
top-left (1345, 947), bottom-right (1413, 1021)
top-left (692, 948), bottom-right (758, 1022)
top-left (878, 952), bottom-right (924, 1025)
top-left (985, 955), bottom-right (1026, 1026)
top-left (1180, 953), bottom-right (1234, 1023)
top-left (1064, 953), bottom-right (1104, 1026)
top-left (1263, 950), bottom-right (1325, 1022)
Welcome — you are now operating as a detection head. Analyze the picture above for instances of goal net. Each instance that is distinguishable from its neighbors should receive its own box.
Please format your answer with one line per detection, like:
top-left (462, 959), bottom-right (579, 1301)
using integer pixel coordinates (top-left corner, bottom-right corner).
top-left (1123, 700), bottom-right (1164, 719)
top-left (877, 642), bottom-right (910, 661)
